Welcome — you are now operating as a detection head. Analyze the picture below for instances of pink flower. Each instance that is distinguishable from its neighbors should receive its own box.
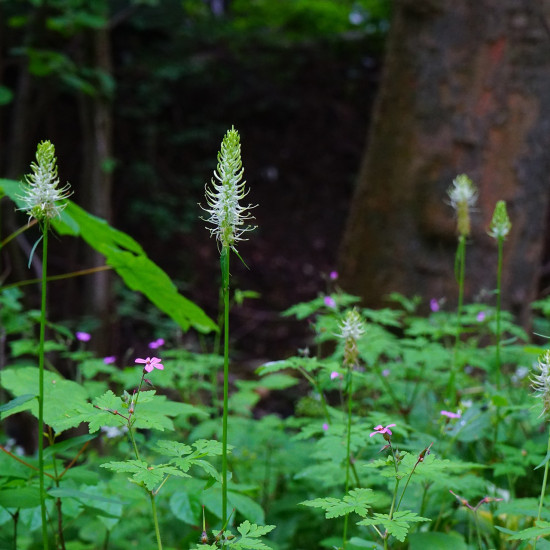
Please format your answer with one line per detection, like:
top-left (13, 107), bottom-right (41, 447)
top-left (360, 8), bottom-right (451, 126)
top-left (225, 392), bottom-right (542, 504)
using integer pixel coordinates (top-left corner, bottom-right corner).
top-left (430, 299), bottom-right (440, 312)
top-left (324, 296), bottom-right (336, 308)
top-left (103, 356), bottom-right (116, 365)
top-left (441, 410), bottom-right (461, 419)
top-left (329, 271), bottom-right (338, 280)
top-left (135, 356), bottom-right (164, 373)
top-left (370, 423), bottom-right (396, 438)
top-left (330, 371), bottom-right (340, 380)
top-left (476, 311), bottom-right (486, 322)
top-left (322, 423), bottom-right (329, 431)
top-left (76, 331), bottom-right (91, 342)
top-left (148, 338), bottom-right (165, 349)
top-left (382, 369), bottom-right (390, 377)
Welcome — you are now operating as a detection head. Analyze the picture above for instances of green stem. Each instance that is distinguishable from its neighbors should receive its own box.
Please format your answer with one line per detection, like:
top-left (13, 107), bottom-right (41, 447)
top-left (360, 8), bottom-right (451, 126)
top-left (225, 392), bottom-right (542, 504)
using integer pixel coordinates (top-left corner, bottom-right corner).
top-left (221, 246), bottom-right (230, 528)
top-left (448, 235), bottom-right (466, 405)
top-left (495, 236), bottom-right (503, 391)
top-left (150, 493), bottom-right (163, 550)
top-left (38, 224), bottom-right (50, 550)
top-left (342, 365), bottom-right (353, 549)
top-left (534, 425), bottom-right (550, 549)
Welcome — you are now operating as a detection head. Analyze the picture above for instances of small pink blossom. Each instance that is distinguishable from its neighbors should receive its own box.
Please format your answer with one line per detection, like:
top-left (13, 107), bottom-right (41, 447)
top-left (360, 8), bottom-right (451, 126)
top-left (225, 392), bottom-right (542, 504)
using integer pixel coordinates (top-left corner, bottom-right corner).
top-left (430, 299), bottom-right (440, 312)
top-left (324, 296), bottom-right (336, 308)
top-left (76, 331), bottom-right (91, 342)
top-left (476, 311), bottom-right (486, 322)
top-left (329, 271), bottom-right (338, 280)
top-left (103, 356), bottom-right (116, 365)
top-left (382, 369), bottom-right (390, 377)
top-left (148, 338), bottom-right (165, 349)
top-left (322, 422), bottom-right (329, 431)
top-left (370, 423), bottom-right (396, 438)
top-left (441, 410), bottom-right (461, 419)
top-left (135, 356), bottom-right (164, 373)
top-left (330, 371), bottom-right (340, 380)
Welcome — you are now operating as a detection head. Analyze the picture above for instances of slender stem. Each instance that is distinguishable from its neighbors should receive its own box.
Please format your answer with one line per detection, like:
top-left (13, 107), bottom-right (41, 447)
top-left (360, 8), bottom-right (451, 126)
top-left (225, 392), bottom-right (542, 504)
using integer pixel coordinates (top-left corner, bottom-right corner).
top-left (1, 265), bottom-right (112, 291)
top-left (342, 365), bottom-right (353, 549)
top-left (0, 218), bottom-right (38, 249)
top-left (448, 235), bottom-right (466, 404)
top-left (494, 236), bottom-right (503, 390)
top-left (221, 246), bottom-right (230, 527)
top-left (38, 223), bottom-right (50, 550)
top-left (150, 493), bottom-right (163, 550)
top-left (534, 425), bottom-right (550, 549)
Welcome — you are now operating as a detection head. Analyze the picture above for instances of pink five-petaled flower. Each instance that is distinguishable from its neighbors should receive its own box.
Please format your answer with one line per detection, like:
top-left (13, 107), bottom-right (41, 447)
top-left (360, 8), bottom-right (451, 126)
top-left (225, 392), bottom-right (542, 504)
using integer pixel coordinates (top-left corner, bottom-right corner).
top-left (429, 298), bottom-right (440, 312)
top-left (324, 296), bottom-right (336, 309)
top-left (370, 424), bottom-right (396, 438)
top-left (76, 331), bottom-right (91, 342)
top-left (135, 356), bottom-right (164, 373)
top-left (441, 410), bottom-right (461, 419)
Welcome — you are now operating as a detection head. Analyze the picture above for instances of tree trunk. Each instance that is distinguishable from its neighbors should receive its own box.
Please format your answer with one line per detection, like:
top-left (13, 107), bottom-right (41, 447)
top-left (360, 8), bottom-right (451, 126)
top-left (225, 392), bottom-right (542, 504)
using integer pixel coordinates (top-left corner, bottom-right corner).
top-left (339, 0), bottom-right (550, 325)
top-left (79, 23), bottom-right (114, 354)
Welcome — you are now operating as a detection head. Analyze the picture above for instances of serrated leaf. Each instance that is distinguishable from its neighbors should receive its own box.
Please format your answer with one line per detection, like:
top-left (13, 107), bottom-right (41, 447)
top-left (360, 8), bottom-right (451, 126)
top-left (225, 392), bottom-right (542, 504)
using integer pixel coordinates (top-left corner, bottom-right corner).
top-left (232, 520), bottom-right (276, 549)
top-left (153, 440), bottom-right (193, 457)
top-left (101, 460), bottom-right (188, 491)
top-left (301, 488), bottom-right (377, 519)
top-left (358, 511), bottom-right (430, 542)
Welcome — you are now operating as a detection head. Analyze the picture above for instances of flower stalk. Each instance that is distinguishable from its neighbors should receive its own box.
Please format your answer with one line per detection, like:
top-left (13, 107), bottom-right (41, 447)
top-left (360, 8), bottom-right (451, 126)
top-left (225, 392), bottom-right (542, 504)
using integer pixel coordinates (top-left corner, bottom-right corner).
top-left (18, 141), bottom-right (71, 550)
top-left (488, 200), bottom-right (511, 391)
top-left (446, 174), bottom-right (477, 405)
top-left (202, 127), bottom-right (255, 528)
top-left (339, 309), bottom-right (365, 549)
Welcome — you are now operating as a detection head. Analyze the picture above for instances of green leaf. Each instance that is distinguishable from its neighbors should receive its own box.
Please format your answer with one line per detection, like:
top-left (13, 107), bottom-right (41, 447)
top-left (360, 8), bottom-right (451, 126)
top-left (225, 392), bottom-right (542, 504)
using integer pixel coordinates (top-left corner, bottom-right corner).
top-left (101, 460), bottom-right (188, 491)
top-left (0, 179), bottom-right (217, 334)
top-left (231, 520), bottom-right (276, 549)
top-left (47, 487), bottom-right (123, 505)
top-left (535, 451), bottom-right (550, 470)
top-left (507, 520), bottom-right (550, 540)
top-left (0, 486), bottom-right (42, 509)
top-left (301, 488), bottom-right (378, 519)
top-left (409, 532), bottom-right (467, 550)
top-left (0, 393), bottom-right (35, 413)
top-left (1, 367), bottom-right (90, 433)
top-left (358, 511), bottom-right (430, 542)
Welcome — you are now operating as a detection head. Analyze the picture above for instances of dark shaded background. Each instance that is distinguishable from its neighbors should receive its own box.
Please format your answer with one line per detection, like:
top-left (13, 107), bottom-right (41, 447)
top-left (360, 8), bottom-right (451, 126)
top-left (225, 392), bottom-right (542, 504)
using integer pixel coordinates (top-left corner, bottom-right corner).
top-left (0, 1), bottom-right (389, 361)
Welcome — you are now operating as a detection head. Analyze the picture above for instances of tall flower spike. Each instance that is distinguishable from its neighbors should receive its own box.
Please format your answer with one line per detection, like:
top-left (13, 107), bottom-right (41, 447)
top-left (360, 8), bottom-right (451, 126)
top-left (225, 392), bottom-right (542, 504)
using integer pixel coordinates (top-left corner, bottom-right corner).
top-left (447, 174), bottom-right (477, 237)
top-left (201, 126), bottom-right (256, 251)
top-left (488, 200), bottom-right (511, 239)
top-left (19, 140), bottom-right (72, 222)
top-left (531, 350), bottom-right (550, 419)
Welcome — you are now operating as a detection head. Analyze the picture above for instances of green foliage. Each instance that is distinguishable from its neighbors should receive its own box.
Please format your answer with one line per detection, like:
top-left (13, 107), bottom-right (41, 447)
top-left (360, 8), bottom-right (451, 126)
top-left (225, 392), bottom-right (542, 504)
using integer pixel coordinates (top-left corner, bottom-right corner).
top-left (301, 488), bottom-right (379, 518)
top-left (358, 511), bottom-right (430, 542)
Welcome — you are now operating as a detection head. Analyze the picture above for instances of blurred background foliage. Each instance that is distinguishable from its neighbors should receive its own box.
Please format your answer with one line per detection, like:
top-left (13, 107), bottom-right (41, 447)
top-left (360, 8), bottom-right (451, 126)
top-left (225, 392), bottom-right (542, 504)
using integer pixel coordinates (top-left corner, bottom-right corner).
top-left (0, 0), bottom-right (391, 356)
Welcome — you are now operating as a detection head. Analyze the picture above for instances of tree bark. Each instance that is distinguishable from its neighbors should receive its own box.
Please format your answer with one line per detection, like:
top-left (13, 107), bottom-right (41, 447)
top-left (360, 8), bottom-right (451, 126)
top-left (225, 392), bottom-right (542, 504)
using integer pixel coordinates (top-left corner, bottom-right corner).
top-left (339, 0), bottom-right (550, 325)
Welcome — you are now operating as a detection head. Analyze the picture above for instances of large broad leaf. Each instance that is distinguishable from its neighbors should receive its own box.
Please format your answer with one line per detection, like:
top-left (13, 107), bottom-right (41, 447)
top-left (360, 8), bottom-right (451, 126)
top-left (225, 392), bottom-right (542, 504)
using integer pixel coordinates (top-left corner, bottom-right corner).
top-left (1, 366), bottom-right (90, 434)
top-left (0, 179), bottom-right (216, 334)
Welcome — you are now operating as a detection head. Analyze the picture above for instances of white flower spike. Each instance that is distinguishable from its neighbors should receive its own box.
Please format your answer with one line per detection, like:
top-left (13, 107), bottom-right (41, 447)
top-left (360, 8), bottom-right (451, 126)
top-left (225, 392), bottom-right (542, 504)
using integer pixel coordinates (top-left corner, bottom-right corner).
top-left (201, 126), bottom-right (256, 251)
top-left (447, 174), bottom-right (477, 237)
top-left (19, 140), bottom-right (71, 223)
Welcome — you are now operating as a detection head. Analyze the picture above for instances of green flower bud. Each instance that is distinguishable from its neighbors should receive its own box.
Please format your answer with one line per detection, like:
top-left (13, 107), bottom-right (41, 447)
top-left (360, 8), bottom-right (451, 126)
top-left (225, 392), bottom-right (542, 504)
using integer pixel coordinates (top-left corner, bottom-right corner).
top-left (488, 200), bottom-right (511, 239)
